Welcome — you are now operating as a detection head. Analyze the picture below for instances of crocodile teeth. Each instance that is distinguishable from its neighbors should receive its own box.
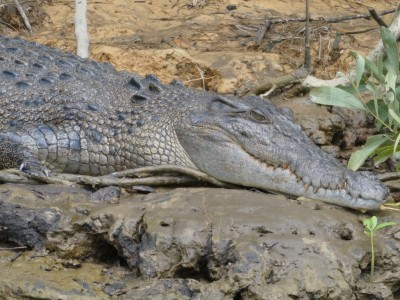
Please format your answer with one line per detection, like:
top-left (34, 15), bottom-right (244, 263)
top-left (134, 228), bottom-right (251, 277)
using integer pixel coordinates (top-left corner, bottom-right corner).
top-left (313, 186), bottom-right (319, 193)
top-left (304, 183), bottom-right (310, 191)
top-left (281, 163), bottom-right (289, 170)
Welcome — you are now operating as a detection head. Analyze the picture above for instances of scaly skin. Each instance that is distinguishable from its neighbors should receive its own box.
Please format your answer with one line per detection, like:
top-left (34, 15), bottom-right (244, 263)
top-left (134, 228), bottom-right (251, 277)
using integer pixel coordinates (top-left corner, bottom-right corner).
top-left (0, 36), bottom-right (389, 209)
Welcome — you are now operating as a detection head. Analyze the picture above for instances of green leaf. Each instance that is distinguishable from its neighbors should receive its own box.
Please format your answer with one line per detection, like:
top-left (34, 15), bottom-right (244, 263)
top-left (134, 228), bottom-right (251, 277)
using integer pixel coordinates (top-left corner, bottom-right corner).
top-left (381, 26), bottom-right (399, 75)
top-left (348, 135), bottom-right (389, 170)
top-left (394, 134), bottom-right (400, 155)
top-left (389, 108), bottom-right (400, 126)
top-left (310, 87), bottom-right (367, 111)
top-left (366, 82), bottom-right (380, 116)
top-left (363, 218), bottom-right (372, 230)
top-left (377, 52), bottom-right (384, 75)
top-left (364, 56), bottom-right (385, 83)
top-left (373, 147), bottom-right (392, 165)
top-left (375, 221), bottom-right (396, 231)
top-left (371, 216), bottom-right (378, 230)
top-left (395, 86), bottom-right (400, 101)
top-left (385, 70), bottom-right (397, 94)
top-left (340, 82), bottom-right (367, 94)
top-left (354, 53), bottom-right (365, 88)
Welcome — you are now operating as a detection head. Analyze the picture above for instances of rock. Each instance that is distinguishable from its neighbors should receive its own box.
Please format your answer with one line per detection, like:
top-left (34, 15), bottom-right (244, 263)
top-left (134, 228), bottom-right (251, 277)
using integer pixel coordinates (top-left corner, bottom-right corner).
top-left (90, 186), bottom-right (121, 203)
top-left (0, 184), bottom-right (399, 299)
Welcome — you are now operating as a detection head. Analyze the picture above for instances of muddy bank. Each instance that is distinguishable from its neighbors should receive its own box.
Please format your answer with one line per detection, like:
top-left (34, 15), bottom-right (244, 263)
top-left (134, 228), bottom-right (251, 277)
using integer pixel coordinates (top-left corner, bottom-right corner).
top-left (0, 0), bottom-right (399, 299)
top-left (1, 184), bottom-right (399, 299)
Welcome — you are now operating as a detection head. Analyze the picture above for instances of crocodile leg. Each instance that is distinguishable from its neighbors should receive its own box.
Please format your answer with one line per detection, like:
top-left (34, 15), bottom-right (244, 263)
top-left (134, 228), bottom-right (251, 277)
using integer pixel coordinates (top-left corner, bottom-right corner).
top-left (0, 124), bottom-right (82, 176)
top-left (0, 131), bottom-right (48, 175)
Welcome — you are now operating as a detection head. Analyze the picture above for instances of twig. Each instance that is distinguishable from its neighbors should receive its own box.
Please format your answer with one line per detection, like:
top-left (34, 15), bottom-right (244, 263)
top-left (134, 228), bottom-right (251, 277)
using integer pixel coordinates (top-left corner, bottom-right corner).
top-left (368, 7), bottom-right (388, 27)
top-left (111, 165), bottom-right (236, 188)
top-left (342, 28), bottom-right (377, 35)
top-left (184, 76), bottom-right (215, 84)
top-left (255, 20), bottom-right (271, 46)
top-left (10, 251), bottom-right (23, 262)
top-left (235, 24), bottom-right (258, 35)
top-left (379, 172), bottom-right (400, 182)
top-left (171, 0), bottom-right (181, 9)
top-left (195, 64), bottom-right (206, 90)
top-left (264, 8), bottom-right (396, 25)
top-left (12, 0), bottom-right (32, 32)
top-left (304, 0), bottom-right (311, 71)
top-left (0, 20), bottom-right (16, 30)
top-left (0, 246), bottom-right (27, 251)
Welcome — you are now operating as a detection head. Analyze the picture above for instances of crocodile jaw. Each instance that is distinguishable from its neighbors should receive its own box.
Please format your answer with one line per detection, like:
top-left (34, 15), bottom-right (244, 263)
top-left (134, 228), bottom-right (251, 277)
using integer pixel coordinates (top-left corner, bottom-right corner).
top-left (175, 96), bottom-right (389, 210)
top-left (179, 136), bottom-right (388, 210)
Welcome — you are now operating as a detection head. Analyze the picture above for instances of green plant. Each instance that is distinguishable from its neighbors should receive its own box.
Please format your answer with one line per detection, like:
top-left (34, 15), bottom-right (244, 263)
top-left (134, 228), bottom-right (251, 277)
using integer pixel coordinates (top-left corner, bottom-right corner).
top-left (362, 216), bottom-right (395, 282)
top-left (310, 26), bottom-right (400, 171)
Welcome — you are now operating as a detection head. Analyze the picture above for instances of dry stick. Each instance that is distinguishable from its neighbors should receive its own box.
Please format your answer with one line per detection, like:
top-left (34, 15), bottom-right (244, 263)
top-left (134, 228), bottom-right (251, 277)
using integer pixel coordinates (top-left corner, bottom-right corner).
top-left (74, 0), bottom-right (89, 58)
top-left (265, 8), bottom-right (396, 25)
top-left (368, 7), bottom-right (388, 27)
top-left (249, 68), bottom-right (309, 96)
top-left (10, 251), bottom-right (23, 262)
top-left (0, 20), bottom-right (16, 30)
top-left (255, 20), bottom-right (271, 46)
top-left (0, 165), bottom-right (236, 189)
top-left (111, 165), bottom-right (237, 188)
top-left (378, 172), bottom-right (400, 182)
top-left (0, 246), bottom-right (27, 251)
top-left (12, 0), bottom-right (32, 32)
top-left (171, 0), bottom-right (181, 9)
top-left (195, 64), bottom-right (206, 90)
top-left (303, 0), bottom-right (311, 71)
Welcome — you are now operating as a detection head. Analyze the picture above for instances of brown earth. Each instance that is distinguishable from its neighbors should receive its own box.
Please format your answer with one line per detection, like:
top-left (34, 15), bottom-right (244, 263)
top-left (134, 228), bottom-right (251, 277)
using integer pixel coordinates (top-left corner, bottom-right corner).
top-left (0, 0), bottom-right (398, 93)
top-left (1, 0), bottom-right (400, 299)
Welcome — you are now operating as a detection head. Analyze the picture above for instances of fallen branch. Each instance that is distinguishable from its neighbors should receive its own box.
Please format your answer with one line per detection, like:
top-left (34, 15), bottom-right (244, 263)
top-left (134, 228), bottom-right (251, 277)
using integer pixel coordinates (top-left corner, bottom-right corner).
top-left (111, 165), bottom-right (237, 188)
top-left (247, 68), bottom-right (309, 96)
top-left (12, 0), bottom-right (32, 32)
top-left (0, 165), bottom-right (236, 189)
top-left (74, 0), bottom-right (89, 58)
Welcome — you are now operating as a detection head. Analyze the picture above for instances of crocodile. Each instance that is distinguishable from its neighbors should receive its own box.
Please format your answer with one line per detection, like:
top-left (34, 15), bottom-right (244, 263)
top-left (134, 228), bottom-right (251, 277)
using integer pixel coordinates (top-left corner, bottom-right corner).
top-left (0, 36), bottom-right (389, 210)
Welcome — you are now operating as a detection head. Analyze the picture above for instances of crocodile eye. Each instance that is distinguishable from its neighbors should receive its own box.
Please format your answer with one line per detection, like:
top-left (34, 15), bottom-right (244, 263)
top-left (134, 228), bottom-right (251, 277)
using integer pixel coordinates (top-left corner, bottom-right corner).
top-left (249, 110), bottom-right (269, 123)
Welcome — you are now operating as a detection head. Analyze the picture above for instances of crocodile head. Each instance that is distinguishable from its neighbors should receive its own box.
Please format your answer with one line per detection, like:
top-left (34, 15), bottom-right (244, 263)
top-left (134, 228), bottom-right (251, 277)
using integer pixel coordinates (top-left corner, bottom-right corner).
top-left (175, 95), bottom-right (389, 210)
